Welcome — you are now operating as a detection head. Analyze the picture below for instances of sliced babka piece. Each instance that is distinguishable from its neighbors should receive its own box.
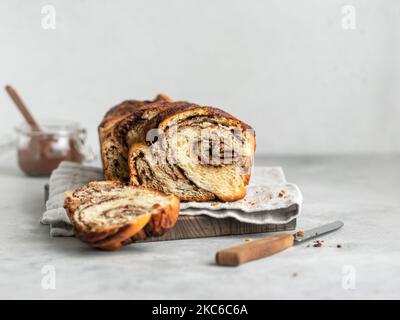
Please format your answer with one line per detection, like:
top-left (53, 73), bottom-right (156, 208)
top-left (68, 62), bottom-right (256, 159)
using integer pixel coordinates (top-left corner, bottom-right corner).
top-left (64, 181), bottom-right (180, 250)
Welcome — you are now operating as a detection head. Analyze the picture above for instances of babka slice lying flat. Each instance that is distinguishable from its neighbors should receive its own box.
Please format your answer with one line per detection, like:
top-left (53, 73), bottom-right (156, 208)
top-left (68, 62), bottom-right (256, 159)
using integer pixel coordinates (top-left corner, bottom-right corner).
top-left (99, 96), bottom-right (256, 202)
top-left (64, 181), bottom-right (180, 250)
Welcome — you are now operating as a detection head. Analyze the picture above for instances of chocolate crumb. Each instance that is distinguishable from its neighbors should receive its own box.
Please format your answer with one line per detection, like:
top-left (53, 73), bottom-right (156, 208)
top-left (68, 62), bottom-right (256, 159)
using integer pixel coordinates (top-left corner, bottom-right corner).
top-left (313, 240), bottom-right (323, 247)
top-left (337, 244), bottom-right (342, 248)
top-left (292, 272), bottom-right (298, 277)
top-left (278, 189), bottom-right (286, 198)
top-left (296, 230), bottom-right (305, 237)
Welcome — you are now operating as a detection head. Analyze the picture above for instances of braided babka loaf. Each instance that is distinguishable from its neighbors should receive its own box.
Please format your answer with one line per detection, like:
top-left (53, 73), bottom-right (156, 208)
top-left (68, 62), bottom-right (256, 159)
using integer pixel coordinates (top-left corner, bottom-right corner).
top-left (99, 94), bottom-right (173, 182)
top-left (99, 95), bottom-right (256, 202)
top-left (64, 181), bottom-right (180, 250)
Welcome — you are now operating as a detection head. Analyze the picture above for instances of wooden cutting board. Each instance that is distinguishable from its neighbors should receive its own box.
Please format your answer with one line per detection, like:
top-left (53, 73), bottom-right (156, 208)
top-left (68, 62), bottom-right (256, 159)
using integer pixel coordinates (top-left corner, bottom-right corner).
top-left (139, 215), bottom-right (296, 242)
top-left (44, 184), bottom-right (296, 242)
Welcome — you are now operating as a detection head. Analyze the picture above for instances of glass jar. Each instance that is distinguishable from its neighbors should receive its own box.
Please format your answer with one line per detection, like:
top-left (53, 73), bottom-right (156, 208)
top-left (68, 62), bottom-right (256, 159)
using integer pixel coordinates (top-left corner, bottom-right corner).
top-left (15, 120), bottom-right (94, 176)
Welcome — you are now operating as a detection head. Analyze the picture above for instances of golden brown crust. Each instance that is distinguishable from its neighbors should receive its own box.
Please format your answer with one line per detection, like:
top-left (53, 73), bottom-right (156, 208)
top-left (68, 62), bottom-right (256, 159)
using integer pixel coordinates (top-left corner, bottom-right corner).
top-left (91, 214), bottom-right (151, 250)
top-left (125, 195), bottom-right (180, 243)
top-left (146, 195), bottom-right (180, 236)
top-left (98, 95), bottom-right (175, 181)
top-left (63, 181), bottom-right (180, 250)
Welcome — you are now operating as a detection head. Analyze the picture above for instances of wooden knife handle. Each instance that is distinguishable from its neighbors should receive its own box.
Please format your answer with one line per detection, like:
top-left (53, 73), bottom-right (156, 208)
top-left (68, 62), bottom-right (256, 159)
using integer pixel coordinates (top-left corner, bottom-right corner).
top-left (215, 234), bottom-right (294, 266)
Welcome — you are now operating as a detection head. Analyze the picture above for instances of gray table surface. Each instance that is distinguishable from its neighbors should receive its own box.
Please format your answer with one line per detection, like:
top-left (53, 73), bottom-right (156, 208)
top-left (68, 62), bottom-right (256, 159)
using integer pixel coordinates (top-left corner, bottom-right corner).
top-left (0, 152), bottom-right (399, 299)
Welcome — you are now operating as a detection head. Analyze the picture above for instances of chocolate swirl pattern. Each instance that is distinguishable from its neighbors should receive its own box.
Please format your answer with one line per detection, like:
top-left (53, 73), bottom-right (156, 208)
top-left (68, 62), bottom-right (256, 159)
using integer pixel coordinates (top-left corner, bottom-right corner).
top-left (99, 96), bottom-right (256, 202)
top-left (64, 181), bottom-right (180, 250)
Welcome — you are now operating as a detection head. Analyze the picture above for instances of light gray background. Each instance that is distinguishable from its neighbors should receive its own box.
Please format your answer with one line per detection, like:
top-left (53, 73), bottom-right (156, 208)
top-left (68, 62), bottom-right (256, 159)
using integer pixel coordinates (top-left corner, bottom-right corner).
top-left (1, 0), bottom-right (399, 155)
top-left (1, 1), bottom-right (400, 300)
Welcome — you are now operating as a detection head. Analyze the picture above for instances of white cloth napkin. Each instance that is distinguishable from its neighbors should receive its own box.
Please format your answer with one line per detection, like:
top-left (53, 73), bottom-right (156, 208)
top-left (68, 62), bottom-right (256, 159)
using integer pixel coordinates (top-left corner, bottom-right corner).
top-left (41, 162), bottom-right (302, 236)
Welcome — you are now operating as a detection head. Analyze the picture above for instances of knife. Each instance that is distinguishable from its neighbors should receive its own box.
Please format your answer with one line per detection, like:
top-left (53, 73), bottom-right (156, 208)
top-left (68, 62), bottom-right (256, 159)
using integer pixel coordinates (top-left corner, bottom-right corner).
top-left (215, 221), bottom-right (344, 266)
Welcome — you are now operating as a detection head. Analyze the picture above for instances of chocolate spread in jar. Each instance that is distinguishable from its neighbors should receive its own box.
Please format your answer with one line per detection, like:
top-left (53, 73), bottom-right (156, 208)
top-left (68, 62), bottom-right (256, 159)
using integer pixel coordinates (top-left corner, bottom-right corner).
top-left (18, 134), bottom-right (83, 176)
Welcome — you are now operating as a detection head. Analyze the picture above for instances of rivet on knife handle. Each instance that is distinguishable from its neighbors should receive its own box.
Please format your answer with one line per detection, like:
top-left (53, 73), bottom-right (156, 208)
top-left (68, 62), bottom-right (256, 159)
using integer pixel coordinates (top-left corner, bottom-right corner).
top-left (215, 234), bottom-right (294, 266)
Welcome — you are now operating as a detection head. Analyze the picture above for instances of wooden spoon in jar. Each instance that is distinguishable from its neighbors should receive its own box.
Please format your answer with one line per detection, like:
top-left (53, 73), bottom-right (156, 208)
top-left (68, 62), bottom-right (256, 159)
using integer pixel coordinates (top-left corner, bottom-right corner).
top-left (5, 85), bottom-right (53, 170)
top-left (5, 85), bottom-right (41, 132)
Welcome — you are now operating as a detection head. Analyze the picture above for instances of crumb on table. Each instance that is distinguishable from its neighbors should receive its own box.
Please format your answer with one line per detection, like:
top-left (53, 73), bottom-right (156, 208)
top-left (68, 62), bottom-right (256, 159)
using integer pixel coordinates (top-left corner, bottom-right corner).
top-left (278, 189), bottom-right (286, 198)
top-left (296, 230), bottom-right (305, 237)
top-left (313, 240), bottom-right (323, 247)
top-left (244, 238), bottom-right (253, 242)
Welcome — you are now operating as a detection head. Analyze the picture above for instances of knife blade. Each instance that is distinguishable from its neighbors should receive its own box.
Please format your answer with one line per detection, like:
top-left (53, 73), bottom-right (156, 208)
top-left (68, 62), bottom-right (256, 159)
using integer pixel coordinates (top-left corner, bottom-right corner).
top-left (216, 220), bottom-right (344, 266)
top-left (293, 220), bottom-right (344, 245)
